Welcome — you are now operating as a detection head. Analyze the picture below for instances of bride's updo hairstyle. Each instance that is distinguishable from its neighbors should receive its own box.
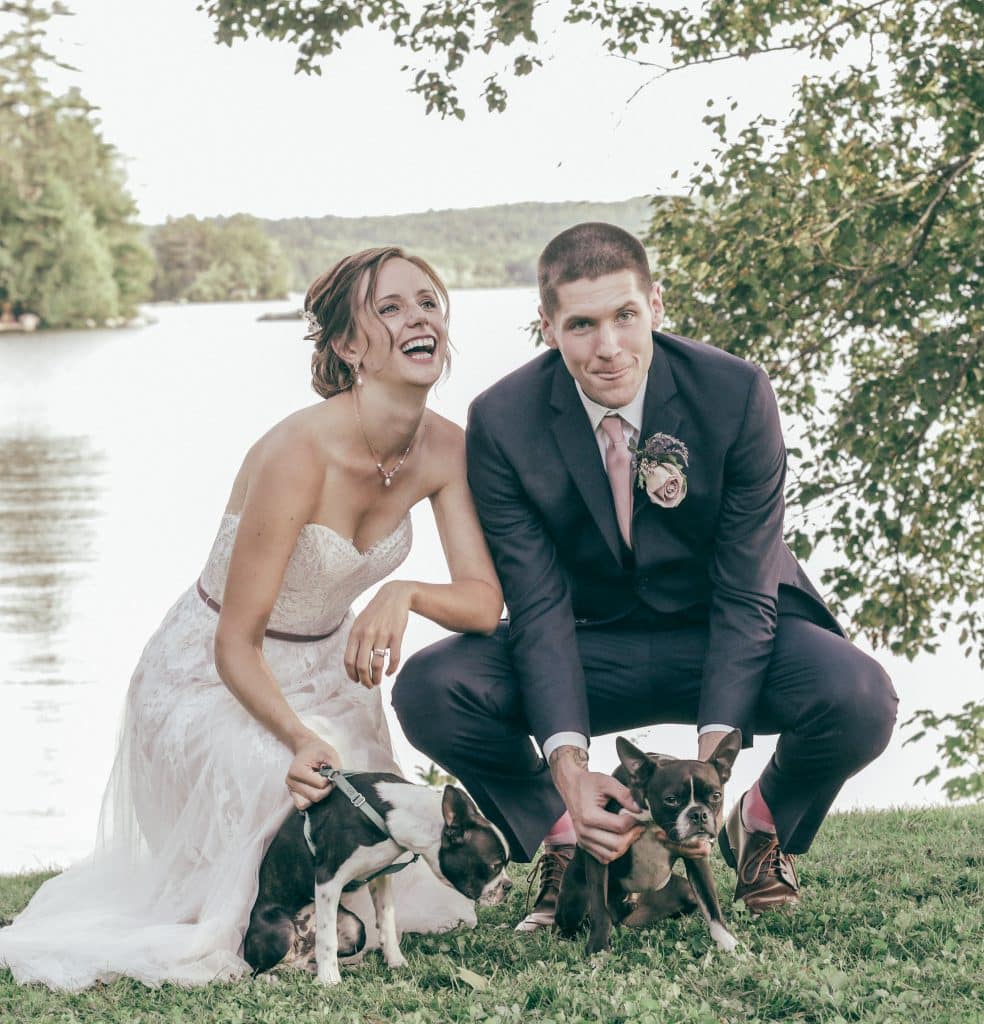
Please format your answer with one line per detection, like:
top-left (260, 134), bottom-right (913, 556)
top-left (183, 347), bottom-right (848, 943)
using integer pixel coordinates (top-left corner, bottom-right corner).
top-left (305, 246), bottom-right (451, 399)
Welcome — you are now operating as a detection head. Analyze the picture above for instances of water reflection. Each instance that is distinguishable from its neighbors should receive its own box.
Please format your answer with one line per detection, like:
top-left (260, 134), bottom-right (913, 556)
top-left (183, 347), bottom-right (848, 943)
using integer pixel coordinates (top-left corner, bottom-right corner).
top-left (0, 433), bottom-right (105, 685)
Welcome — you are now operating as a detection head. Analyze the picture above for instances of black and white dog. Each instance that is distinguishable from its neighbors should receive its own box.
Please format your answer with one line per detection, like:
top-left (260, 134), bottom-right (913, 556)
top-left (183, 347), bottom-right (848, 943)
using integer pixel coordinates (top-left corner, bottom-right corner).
top-left (245, 772), bottom-right (511, 985)
top-left (556, 731), bottom-right (742, 956)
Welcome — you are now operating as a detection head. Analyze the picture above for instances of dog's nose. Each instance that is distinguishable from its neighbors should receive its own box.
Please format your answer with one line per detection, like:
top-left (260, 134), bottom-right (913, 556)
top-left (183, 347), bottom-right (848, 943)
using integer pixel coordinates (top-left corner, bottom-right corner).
top-left (479, 873), bottom-right (513, 906)
top-left (689, 807), bottom-right (711, 827)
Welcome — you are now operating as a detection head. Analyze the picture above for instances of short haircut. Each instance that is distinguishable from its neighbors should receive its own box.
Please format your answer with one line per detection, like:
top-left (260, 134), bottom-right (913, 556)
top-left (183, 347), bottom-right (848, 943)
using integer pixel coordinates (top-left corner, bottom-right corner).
top-left (538, 222), bottom-right (652, 318)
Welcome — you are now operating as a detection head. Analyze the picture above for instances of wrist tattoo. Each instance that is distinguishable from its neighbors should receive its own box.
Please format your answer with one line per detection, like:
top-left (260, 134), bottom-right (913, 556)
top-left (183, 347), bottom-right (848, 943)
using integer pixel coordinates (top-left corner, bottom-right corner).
top-left (548, 745), bottom-right (588, 779)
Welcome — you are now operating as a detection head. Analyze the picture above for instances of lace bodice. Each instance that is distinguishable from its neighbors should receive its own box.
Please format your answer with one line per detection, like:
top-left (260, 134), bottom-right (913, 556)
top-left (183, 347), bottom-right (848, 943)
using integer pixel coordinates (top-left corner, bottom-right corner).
top-left (199, 513), bottom-right (413, 635)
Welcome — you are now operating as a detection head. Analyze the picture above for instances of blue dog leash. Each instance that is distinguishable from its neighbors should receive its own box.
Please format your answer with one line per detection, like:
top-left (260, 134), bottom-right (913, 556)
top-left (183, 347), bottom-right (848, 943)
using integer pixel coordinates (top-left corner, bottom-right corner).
top-left (301, 767), bottom-right (419, 890)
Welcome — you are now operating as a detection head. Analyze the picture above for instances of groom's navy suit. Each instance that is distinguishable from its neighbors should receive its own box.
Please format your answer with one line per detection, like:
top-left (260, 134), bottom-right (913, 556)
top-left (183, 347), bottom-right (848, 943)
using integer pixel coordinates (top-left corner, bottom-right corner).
top-left (394, 332), bottom-right (897, 861)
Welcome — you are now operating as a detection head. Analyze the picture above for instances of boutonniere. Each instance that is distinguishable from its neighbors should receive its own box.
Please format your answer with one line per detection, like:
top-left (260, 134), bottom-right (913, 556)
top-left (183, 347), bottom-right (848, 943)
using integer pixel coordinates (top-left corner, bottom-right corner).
top-left (631, 433), bottom-right (689, 509)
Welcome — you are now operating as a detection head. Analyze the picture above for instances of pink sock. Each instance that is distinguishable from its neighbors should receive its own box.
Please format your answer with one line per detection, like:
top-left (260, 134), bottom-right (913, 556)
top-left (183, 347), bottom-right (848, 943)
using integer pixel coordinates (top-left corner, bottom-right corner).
top-left (742, 780), bottom-right (777, 834)
top-left (544, 811), bottom-right (576, 847)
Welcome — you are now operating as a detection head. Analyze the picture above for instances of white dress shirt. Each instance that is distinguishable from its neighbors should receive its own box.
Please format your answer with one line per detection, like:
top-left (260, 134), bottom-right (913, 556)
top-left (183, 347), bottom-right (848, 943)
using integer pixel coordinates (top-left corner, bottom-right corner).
top-left (574, 379), bottom-right (646, 461)
top-left (540, 379), bottom-right (732, 764)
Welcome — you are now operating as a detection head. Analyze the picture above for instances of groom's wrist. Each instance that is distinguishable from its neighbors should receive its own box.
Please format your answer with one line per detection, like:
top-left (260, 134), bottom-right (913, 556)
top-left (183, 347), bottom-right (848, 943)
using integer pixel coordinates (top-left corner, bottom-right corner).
top-left (548, 745), bottom-right (589, 799)
top-left (542, 732), bottom-right (588, 763)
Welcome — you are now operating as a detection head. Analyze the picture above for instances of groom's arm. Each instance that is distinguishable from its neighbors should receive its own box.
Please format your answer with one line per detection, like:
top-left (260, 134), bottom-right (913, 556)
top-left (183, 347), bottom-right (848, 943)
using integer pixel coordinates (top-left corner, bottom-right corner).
top-left (468, 397), bottom-right (642, 862)
top-left (699, 365), bottom-right (788, 742)
top-left (466, 399), bottom-right (591, 749)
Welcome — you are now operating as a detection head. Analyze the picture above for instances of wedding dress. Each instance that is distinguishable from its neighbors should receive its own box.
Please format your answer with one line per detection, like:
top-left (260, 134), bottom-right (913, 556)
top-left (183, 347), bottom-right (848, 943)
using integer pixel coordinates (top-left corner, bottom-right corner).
top-left (0, 513), bottom-right (474, 990)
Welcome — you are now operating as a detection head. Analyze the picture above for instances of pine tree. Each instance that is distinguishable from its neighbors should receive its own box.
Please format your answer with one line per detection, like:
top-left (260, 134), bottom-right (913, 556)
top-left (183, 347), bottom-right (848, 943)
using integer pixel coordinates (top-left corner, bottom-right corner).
top-left (0, 1), bottom-right (153, 327)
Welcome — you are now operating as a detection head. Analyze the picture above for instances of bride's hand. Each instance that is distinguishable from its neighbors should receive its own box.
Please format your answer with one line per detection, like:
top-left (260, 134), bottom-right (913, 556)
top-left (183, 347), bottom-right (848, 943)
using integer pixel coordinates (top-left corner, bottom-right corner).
top-left (286, 737), bottom-right (343, 811)
top-left (345, 581), bottom-right (414, 688)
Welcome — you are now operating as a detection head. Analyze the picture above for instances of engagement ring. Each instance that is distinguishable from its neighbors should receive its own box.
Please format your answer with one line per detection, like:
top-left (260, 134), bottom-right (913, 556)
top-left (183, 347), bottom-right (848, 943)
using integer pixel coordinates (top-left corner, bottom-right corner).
top-left (371, 648), bottom-right (389, 658)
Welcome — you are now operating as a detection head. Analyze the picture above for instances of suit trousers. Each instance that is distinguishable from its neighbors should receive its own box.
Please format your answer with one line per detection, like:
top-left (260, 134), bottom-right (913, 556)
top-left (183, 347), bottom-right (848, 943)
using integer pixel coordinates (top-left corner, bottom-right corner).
top-left (392, 613), bottom-right (898, 861)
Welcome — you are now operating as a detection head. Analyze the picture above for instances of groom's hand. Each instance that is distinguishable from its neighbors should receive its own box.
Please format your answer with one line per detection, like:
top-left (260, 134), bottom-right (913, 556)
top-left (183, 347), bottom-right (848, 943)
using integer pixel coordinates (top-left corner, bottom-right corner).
top-left (548, 746), bottom-right (643, 863)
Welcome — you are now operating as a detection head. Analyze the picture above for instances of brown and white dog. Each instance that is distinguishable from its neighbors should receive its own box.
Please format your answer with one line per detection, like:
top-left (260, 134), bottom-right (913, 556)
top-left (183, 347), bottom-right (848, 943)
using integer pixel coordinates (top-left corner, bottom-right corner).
top-left (555, 731), bottom-right (742, 956)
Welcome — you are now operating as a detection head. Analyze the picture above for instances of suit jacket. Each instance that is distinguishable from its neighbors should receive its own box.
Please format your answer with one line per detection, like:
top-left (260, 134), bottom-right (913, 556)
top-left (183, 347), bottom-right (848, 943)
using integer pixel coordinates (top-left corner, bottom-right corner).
top-left (466, 331), bottom-right (843, 749)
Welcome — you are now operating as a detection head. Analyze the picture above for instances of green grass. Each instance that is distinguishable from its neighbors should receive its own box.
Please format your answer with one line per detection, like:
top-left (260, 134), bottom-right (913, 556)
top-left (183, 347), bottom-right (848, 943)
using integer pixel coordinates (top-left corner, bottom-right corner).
top-left (2, 806), bottom-right (982, 1023)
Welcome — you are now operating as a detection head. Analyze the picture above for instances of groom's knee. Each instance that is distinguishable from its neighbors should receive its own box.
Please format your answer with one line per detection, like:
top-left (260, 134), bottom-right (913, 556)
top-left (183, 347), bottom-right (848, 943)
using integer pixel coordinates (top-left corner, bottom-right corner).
top-left (844, 652), bottom-right (898, 768)
top-left (392, 628), bottom-right (515, 761)
top-left (392, 644), bottom-right (447, 753)
top-left (818, 645), bottom-right (898, 773)
top-left (392, 639), bottom-right (479, 759)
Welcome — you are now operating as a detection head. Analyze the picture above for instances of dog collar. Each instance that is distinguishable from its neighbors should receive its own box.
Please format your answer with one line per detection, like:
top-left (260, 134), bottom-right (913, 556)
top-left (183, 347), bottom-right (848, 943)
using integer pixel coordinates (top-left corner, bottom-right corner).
top-left (302, 767), bottom-right (420, 889)
top-left (318, 767), bottom-right (390, 833)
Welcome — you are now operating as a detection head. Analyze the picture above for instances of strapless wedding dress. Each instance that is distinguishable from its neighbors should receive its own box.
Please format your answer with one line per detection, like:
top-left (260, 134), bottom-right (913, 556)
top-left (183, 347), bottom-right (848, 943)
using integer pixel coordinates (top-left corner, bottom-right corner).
top-left (0, 514), bottom-right (474, 990)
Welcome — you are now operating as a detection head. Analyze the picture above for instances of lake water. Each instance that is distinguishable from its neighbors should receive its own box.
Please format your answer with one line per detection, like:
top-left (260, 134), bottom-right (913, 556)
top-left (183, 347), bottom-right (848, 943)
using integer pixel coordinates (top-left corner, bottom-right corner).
top-left (0, 292), bottom-right (974, 873)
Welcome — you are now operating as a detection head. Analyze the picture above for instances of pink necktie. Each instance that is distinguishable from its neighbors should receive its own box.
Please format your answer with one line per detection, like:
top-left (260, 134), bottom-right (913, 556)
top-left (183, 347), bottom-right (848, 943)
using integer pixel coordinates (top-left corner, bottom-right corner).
top-left (600, 414), bottom-right (632, 549)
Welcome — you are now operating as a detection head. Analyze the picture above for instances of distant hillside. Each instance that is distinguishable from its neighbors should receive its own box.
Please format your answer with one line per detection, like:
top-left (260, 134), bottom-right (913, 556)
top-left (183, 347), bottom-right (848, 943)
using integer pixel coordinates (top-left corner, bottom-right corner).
top-left (257, 196), bottom-right (654, 292)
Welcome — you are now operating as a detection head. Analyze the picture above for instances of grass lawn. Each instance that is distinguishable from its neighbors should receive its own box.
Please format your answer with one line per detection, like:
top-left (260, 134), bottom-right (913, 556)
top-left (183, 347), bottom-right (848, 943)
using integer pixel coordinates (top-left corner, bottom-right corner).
top-left (1, 806), bottom-right (982, 1023)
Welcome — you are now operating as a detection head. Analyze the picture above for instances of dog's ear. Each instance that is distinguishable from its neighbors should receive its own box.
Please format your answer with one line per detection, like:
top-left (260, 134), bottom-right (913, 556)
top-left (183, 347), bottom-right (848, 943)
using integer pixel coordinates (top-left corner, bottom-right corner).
top-left (616, 737), bottom-right (660, 783)
top-left (708, 729), bottom-right (742, 783)
top-left (441, 785), bottom-right (477, 842)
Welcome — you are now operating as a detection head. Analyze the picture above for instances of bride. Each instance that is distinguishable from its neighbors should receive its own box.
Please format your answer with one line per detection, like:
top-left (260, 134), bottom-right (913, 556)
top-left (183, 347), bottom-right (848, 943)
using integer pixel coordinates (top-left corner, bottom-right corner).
top-left (0, 248), bottom-right (504, 990)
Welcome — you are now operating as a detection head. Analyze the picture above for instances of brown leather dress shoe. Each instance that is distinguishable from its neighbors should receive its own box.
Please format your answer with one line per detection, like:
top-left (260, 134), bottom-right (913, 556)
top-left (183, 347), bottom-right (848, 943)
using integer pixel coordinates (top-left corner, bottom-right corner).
top-left (514, 844), bottom-right (575, 932)
top-left (720, 796), bottom-right (800, 915)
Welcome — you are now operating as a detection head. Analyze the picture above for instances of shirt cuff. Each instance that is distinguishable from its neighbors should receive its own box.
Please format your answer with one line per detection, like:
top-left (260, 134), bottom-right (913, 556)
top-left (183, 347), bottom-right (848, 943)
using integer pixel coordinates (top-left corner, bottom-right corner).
top-left (542, 731), bottom-right (589, 762)
top-left (697, 724), bottom-right (735, 736)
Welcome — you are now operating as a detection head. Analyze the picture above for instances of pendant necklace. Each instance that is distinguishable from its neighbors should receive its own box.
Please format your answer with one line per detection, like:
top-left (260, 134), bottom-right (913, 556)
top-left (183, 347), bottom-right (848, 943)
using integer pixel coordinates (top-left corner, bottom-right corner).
top-left (352, 389), bottom-right (420, 487)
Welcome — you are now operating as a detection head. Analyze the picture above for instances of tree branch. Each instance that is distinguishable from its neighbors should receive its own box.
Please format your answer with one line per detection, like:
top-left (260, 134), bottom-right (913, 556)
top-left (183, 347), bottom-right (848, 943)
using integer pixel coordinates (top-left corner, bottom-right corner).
top-left (861, 145), bottom-right (984, 288)
top-left (612, 0), bottom-right (895, 77)
top-left (894, 334), bottom-right (983, 462)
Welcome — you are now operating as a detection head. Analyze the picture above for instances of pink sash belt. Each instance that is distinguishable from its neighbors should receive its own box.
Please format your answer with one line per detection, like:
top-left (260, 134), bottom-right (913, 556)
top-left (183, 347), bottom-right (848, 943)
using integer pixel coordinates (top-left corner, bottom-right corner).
top-left (195, 578), bottom-right (340, 643)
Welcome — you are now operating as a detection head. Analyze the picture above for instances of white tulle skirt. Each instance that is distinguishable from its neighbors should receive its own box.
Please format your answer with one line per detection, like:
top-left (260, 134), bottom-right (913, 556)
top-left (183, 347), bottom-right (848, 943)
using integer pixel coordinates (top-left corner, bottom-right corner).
top-left (0, 588), bottom-right (474, 990)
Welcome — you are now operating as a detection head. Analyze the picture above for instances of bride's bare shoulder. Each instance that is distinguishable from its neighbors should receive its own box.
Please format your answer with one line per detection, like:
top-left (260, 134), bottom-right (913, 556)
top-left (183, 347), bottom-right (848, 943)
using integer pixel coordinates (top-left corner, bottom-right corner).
top-left (420, 411), bottom-right (466, 485)
top-left (423, 410), bottom-right (465, 453)
top-left (229, 402), bottom-right (339, 511)
top-left (247, 405), bottom-right (317, 462)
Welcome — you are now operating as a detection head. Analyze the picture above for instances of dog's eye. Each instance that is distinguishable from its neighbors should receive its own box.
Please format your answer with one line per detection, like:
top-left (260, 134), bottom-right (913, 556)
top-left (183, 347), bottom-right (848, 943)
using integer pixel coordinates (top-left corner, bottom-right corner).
top-left (664, 795), bottom-right (680, 806)
top-left (709, 792), bottom-right (722, 802)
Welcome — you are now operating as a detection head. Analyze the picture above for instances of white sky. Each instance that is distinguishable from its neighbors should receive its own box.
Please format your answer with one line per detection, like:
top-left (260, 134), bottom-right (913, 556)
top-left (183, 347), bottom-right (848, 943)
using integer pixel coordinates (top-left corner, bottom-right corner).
top-left (37, 0), bottom-right (833, 223)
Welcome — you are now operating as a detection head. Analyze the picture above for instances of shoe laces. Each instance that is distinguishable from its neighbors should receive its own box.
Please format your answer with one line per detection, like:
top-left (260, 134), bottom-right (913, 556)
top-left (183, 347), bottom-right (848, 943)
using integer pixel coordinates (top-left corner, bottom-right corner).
top-left (524, 848), bottom-right (572, 914)
top-left (747, 841), bottom-right (797, 887)
top-left (769, 846), bottom-right (797, 886)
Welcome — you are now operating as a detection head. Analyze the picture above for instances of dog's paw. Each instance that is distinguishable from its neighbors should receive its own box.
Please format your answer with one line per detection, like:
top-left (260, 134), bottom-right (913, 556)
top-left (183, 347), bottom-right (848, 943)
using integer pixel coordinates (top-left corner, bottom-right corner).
top-left (584, 934), bottom-right (612, 957)
top-left (384, 951), bottom-right (408, 970)
top-left (316, 960), bottom-right (343, 986)
top-left (709, 922), bottom-right (738, 953)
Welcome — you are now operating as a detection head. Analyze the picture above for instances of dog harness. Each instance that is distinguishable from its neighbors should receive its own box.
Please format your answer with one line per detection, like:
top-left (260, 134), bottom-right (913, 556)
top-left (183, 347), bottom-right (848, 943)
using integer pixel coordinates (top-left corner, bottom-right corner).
top-left (302, 767), bottom-right (420, 891)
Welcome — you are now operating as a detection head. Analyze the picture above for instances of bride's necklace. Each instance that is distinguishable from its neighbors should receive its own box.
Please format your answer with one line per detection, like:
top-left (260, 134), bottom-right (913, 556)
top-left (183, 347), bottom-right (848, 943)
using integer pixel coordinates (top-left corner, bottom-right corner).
top-left (352, 389), bottom-right (421, 487)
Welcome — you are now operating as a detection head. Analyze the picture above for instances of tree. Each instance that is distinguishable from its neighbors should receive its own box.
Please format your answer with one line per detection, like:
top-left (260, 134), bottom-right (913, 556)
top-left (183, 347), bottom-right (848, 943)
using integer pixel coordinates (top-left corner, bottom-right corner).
top-left (148, 214), bottom-right (290, 303)
top-left (199, 0), bottom-right (651, 119)
top-left (0, 1), bottom-right (153, 327)
top-left (415, 762), bottom-right (457, 789)
top-left (205, 1), bottom-right (983, 798)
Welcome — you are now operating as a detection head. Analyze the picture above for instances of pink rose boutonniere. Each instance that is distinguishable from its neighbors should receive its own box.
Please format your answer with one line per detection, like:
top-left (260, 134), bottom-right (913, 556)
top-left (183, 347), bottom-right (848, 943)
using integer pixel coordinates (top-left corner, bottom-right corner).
top-left (632, 432), bottom-right (689, 509)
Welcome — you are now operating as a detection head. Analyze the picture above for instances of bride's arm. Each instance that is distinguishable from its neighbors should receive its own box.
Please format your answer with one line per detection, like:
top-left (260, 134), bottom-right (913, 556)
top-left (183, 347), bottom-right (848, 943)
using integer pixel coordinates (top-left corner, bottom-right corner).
top-left (344, 423), bottom-right (503, 686)
top-left (214, 427), bottom-right (341, 809)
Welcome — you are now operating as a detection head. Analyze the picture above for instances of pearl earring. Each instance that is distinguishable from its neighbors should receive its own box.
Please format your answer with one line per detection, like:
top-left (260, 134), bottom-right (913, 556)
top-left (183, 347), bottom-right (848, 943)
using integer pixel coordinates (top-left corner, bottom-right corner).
top-left (354, 363), bottom-right (364, 387)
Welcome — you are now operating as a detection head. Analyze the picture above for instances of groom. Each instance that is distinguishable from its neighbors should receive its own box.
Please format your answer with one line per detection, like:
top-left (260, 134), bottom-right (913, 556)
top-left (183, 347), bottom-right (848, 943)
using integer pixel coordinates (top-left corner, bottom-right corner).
top-left (393, 222), bottom-right (897, 928)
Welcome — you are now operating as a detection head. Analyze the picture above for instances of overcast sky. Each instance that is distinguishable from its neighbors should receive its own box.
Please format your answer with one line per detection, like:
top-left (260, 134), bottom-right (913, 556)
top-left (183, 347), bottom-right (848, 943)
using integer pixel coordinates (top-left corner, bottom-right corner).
top-left (38, 0), bottom-right (835, 223)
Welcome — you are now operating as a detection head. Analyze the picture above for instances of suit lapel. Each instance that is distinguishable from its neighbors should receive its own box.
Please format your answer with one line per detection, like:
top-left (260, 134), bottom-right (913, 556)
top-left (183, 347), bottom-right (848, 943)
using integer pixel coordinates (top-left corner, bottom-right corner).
top-left (633, 337), bottom-right (683, 522)
top-left (549, 360), bottom-right (624, 565)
